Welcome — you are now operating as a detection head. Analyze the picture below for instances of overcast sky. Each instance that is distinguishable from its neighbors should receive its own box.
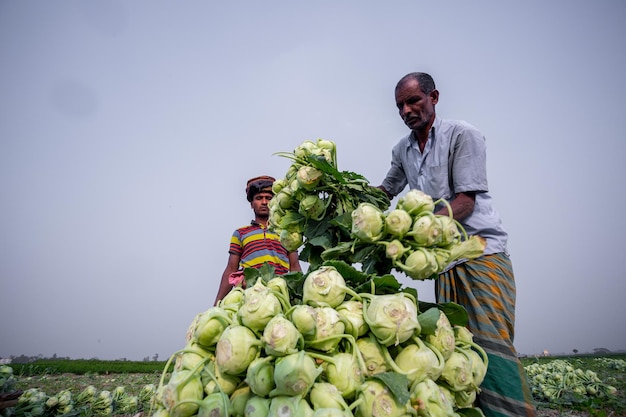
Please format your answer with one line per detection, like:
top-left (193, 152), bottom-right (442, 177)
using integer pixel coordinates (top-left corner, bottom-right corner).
top-left (1, 1), bottom-right (625, 361)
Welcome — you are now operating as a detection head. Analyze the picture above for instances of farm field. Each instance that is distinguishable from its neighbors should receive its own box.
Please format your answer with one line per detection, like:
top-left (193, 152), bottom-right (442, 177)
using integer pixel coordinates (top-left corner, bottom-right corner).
top-left (3, 354), bottom-right (625, 416)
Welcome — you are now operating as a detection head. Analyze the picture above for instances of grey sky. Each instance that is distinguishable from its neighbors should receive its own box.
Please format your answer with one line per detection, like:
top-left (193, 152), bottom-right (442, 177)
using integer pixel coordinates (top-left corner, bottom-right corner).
top-left (1, 1), bottom-right (625, 360)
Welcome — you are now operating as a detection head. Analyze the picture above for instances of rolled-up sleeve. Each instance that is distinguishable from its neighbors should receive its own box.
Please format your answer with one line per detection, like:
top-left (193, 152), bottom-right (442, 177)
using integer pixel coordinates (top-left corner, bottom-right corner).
top-left (450, 124), bottom-right (489, 194)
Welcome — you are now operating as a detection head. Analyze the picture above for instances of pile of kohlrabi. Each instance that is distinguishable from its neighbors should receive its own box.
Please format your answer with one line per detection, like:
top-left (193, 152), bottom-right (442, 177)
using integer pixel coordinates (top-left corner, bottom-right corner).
top-left (150, 262), bottom-right (488, 417)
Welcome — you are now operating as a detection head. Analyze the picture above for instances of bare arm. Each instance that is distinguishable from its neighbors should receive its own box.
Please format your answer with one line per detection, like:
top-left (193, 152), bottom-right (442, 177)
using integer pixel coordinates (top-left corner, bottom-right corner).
top-left (435, 192), bottom-right (476, 221)
top-left (288, 251), bottom-right (302, 272)
top-left (214, 253), bottom-right (241, 306)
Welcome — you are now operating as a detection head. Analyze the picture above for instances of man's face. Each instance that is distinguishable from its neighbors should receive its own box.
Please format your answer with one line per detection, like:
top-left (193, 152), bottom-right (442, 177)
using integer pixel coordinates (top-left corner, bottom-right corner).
top-left (395, 78), bottom-right (438, 133)
top-left (251, 192), bottom-right (273, 218)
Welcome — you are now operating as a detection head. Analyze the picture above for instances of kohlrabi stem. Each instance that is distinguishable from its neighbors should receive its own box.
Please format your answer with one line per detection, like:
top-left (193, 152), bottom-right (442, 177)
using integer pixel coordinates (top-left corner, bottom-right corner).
top-left (434, 198), bottom-right (454, 219)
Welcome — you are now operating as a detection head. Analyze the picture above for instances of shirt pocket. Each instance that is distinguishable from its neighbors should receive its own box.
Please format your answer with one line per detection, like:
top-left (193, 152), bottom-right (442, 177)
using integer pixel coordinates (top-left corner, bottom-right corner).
top-left (423, 164), bottom-right (451, 199)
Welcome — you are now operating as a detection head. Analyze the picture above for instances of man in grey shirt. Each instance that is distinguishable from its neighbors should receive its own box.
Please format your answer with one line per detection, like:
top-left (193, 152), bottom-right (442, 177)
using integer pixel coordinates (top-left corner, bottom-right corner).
top-left (379, 72), bottom-right (536, 417)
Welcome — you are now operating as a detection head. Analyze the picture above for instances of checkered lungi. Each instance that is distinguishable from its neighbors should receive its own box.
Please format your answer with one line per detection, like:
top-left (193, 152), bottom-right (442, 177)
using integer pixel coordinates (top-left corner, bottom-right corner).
top-left (436, 252), bottom-right (537, 417)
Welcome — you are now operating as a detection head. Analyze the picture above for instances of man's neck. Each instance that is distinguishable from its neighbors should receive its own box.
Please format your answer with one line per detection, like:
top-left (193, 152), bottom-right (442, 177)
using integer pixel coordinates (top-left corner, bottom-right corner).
top-left (254, 217), bottom-right (269, 228)
top-left (414, 116), bottom-right (436, 152)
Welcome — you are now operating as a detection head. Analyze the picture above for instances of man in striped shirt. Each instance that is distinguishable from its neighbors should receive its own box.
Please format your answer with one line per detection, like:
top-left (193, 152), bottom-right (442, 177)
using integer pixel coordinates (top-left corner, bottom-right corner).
top-left (214, 176), bottom-right (301, 305)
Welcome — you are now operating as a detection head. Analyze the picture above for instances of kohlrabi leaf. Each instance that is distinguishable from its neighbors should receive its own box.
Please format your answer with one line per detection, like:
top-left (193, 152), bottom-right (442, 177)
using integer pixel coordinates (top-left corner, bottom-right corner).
top-left (418, 301), bottom-right (469, 327)
top-left (417, 307), bottom-right (443, 335)
top-left (370, 372), bottom-right (410, 405)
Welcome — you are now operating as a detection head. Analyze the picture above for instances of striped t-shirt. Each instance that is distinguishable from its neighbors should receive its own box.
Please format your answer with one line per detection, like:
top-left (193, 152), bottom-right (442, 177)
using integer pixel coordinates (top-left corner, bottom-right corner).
top-left (229, 221), bottom-right (290, 274)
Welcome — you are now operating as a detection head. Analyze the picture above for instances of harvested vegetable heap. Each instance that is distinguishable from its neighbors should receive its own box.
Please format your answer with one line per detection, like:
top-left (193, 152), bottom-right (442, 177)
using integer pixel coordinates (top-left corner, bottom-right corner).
top-left (150, 139), bottom-right (491, 417)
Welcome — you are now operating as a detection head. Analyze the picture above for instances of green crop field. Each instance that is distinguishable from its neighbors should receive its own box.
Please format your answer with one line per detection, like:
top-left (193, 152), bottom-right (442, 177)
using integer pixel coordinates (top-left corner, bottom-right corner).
top-left (2, 354), bottom-right (625, 416)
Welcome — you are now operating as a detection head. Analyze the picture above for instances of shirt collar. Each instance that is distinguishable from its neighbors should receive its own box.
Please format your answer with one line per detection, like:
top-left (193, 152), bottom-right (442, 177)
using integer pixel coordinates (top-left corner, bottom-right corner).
top-left (251, 220), bottom-right (267, 228)
top-left (407, 116), bottom-right (440, 147)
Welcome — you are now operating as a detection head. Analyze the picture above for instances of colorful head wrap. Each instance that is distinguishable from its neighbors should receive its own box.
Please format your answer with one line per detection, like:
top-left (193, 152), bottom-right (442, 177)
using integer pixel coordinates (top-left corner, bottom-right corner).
top-left (246, 175), bottom-right (275, 202)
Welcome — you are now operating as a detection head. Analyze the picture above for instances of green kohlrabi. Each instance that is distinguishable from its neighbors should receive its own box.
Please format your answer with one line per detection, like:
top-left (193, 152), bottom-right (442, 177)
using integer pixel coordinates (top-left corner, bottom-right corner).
top-left (409, 378), bottom-right (455, 417)
top-left (303, 266), bottom-right (359, 308)
top-left (362, 293), bottom-right (421, 346)
top-left (215, 325), bottom-right (262, 376)
top-left (356, 334), bottom-right (390, 377)
top-left (424, 311), bottom-right (456, 361)
top-left (355, 379), bottom-right (416, 417)
top-left (351, 202), bottom-right (386, 243)
top-left (384, 209), bottom-right (413, 238)
top-left (160, 369), bottom-right (204, 417)
top-left (262, 314), bottom-right (303, 357)
top-left (269, 350), bottom-right (322, 397)
top-left (408, 213), bottom-right (442, 247)
top-left (244, 396), bottom-right (271, 417)
top-left (394, 248), bottom-right (439, 281)
top-left (396, 189), bottom-right (435, 216)
top-left (245, 356), bottom-right (275, 397)
top-left (382, 337), bottom-right (445, 385)
top-left (238, 280), bottom-right (283, 333)
top-left (336, 300), bottom-right (369, 338)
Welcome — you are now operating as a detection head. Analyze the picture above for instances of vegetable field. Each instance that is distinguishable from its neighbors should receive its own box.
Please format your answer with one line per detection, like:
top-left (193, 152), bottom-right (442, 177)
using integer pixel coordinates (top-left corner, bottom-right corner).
top-left (3, 354), bottom-right (624, 416)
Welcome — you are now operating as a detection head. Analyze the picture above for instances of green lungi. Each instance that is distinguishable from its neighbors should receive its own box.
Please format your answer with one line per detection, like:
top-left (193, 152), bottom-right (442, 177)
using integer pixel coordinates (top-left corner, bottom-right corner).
top-left (436, 253), bottom-right (537, 417)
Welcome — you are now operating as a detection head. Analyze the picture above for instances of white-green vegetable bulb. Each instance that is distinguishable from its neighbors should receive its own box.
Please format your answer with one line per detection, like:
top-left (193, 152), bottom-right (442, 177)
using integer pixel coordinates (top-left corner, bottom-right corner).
top-left (336, 300), bottom-right (368, 338)
top-left (160, 369), bottom-right (204, 417)
top-left (280, 229), bottom-right (304, 252)
top-left (290, 304), bottom-right (318, 338)
top-left (363, 293), bottom-right (421, 346)
top-left (268, 395), bottom-right (315, 417)
top-left (394, 248), bottom-right (439, 280)
top-left (303, 266), bottom-right (349, 308)
top-left (297, 165), bottom-right (324, 190)
top-left (397, 189), bottom-right (435, 216)
top-left (203, 360), bottom-right (240, 396)
top-left (436, 215), bottom-right (461, 247)
top-left (409, 213), bottom-right (442, 247)
top-left (307, 306), bottom-right (346, 352)
top-left (238, 280), bottom-right (282, 333)
top-left (244, 396), bottom-right (270, 417)
top-left (299, 194), bottom-right (327, 220)
top-left (379, 239), bottom-right (412, 262)
top-left (355, 379), bottom-right (414, 417)
top-left (440, 348), bottom-right (474, 392)
top-left (262, 314), bottom-right (302, 357)
top-left (410, 378), bottom-right (455, 417)
top-left (356, 334), bottom-right (389, 376)
top-left (351, 202), bottom-right (385, 242)
top-left (425, 311), bottom-right (455, 361)
top-left (270, 350), bottom-right (322, 397)
top-left (215, 325), bottom-right (262, 376)
top-left (193, 307), bottom-right (232, 349)
top-left (324, 352), bottom-right (363, 399)
top-left (229, 386), bottom-right (252, 417)
top-left (245, 356), bottom-right (275, 397)
top-left (385, 209), bottom-right (413, 238)
top-left (393, 338), bottom-right (445, 385)
top-left (309, 382), bottom-right (349, 411)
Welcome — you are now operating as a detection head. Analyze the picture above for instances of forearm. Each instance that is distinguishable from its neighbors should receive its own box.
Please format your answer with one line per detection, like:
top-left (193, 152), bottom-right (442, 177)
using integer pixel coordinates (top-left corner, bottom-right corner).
top-left (436, 192), bottom-right (476, 221)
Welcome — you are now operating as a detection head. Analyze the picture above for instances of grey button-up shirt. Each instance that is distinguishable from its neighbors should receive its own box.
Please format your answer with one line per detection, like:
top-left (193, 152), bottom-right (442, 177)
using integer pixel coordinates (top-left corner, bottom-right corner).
top-left (381, 117), bottom-right (508, 258)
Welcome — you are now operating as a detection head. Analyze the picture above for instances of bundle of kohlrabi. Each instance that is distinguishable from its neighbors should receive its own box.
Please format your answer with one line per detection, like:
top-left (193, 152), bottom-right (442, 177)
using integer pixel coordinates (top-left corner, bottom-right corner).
top-left (269, 139), bottom-right (485, 280)
top-left (269, 139), bottom-right (392, 273)
top-left (149, 262), bottom-right (489, 417)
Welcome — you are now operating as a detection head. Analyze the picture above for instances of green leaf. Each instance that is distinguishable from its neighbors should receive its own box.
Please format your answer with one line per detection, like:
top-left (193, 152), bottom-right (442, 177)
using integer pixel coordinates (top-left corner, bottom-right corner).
top-left (418, 301), bottom-right (469, 327)
top-left (320, 241), bottom-right (353, 260)
top-left (417, 307), bottom-right (442, 335)
top-left (243, 267), bottom-right (261, 288)
top-left (370, 372), bottom-right (411, 405)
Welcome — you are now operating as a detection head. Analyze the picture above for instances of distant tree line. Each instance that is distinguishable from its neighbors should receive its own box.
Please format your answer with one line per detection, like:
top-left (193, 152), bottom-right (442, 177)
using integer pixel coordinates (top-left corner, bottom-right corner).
top-left (4, 353), bottom-right (161, 364)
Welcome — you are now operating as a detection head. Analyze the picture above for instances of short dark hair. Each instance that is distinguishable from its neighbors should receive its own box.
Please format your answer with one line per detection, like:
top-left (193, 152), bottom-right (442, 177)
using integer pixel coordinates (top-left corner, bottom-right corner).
top-left (396, 72), bottom-right (436, 95)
